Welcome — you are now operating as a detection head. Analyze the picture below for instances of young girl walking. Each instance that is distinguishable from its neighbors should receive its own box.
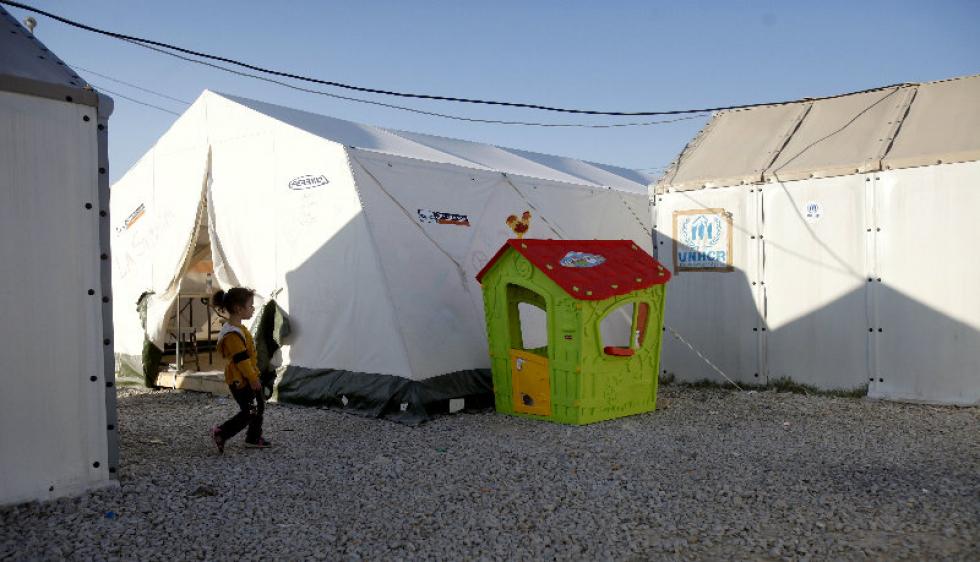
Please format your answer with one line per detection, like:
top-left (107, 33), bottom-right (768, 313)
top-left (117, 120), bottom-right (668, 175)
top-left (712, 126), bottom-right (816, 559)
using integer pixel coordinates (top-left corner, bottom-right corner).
top-left (210, 287), bottom-right (271, 452)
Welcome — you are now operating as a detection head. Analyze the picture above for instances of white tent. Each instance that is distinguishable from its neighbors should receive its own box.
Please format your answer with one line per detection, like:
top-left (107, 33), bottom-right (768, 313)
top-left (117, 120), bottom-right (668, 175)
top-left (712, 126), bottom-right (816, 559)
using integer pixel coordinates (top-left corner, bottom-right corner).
top-left (653, 74), bottom-right (980, 406)
top-left (0, 7), bottom-right (117, 506)
top-left (111, 90), bottom-right (653, 423)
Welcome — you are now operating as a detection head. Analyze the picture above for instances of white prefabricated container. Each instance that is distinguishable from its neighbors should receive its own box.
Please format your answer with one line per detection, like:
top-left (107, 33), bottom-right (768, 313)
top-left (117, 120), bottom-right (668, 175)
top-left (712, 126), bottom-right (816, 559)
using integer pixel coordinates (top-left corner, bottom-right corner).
top-left (0, 8), bottom-right (117, 505)
top-left (653, 74), bottom-right (980, 406)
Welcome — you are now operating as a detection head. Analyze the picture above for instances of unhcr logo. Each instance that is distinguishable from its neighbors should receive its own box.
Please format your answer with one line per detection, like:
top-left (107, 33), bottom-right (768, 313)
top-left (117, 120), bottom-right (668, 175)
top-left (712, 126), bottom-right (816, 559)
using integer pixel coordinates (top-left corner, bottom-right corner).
top-left (680, 215), bottom-right (723, 248)
top-left (288, 174), bottom-right (329, 190)
top-left (804, 201), bottom-right (823, 222)
top-left (673, 209), bottom-right (733, 272)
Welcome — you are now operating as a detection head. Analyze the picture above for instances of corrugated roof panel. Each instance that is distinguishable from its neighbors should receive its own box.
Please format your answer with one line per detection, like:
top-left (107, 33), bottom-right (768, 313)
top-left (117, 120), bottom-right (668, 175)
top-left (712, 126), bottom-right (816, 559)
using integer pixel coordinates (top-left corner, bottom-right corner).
top-left (883, 75), bottom-right (980, 170)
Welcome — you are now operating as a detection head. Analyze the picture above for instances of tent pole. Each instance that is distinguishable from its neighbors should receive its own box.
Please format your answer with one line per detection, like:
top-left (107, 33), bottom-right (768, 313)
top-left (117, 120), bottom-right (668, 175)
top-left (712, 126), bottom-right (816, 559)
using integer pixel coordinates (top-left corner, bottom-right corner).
top-left (175, 302), bottom-right (181, 374)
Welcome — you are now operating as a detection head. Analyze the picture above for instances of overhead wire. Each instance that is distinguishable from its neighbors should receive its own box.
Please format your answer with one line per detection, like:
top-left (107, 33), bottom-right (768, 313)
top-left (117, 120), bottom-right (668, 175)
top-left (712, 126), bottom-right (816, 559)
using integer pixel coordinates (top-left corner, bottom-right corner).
top-left (102, 40), bottom-right (713, 129)
top-left (72, 56), bottom-right (685, 170)
top-left (3, 0), bottom-right (911, 117)
top-left (86, 83), bottom-right (182, 116)
top-left (69, 62), bottom-right (191, 104)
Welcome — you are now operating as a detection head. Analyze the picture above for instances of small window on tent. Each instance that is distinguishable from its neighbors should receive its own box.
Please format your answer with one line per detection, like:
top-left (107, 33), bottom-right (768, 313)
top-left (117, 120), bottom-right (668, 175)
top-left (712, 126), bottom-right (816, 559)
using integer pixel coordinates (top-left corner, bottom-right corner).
top-left (599, 301), bottom-right (651, 357)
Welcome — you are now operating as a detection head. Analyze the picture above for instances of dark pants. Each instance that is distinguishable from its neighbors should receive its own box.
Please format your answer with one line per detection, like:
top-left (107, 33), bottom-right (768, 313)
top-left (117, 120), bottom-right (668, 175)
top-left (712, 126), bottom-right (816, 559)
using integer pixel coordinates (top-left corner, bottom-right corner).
top-left (219, 383), bottom-right (264, 443)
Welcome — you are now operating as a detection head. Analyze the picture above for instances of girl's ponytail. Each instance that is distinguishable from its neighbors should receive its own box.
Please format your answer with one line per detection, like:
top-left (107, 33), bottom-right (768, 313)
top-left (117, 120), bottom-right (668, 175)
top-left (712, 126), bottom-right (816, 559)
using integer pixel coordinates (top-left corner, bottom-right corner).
top-left (212, 287), bottom-right (254, 314)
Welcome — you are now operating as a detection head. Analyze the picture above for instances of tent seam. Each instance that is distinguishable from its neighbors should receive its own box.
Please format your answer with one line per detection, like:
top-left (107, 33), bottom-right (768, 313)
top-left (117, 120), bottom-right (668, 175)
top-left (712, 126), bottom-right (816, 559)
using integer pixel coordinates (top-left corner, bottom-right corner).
top-left (499, 172), bottom-right (566, 239)
top-left (656, 111), bottom-right (721, 193)
top-left (342, 149), bottom-right (416, 379)
top-left (878, 86), bottom-right (918, 170)
top-left (354, 147), bottom-right (627, 193)
top-left (349, 150), bottom-right (470, 274)
top-left (760, 103), bottom-right (813, 183)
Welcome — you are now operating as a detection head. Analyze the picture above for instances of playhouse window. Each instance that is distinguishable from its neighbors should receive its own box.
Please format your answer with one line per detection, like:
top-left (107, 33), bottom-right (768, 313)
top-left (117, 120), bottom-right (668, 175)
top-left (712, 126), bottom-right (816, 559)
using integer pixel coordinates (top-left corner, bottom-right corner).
top-left (600, 302), bottom-right (651, 357)
top-left (517, 303), bottom-right (548, 355)
top-left (507, 284), bottom-right (548, 357)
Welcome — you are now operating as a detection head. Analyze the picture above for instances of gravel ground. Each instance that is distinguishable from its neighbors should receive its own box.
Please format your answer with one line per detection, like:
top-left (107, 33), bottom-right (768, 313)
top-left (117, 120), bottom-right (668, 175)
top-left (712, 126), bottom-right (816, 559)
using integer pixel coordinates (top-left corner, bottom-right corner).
top-left (1, 386), bottom-right (977, 561)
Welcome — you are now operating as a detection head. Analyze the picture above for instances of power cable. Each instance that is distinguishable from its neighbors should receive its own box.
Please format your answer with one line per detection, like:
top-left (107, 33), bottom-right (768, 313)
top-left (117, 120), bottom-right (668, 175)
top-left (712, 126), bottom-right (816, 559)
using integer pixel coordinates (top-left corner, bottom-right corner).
top-left (87, 83), bottom-right (181, 116)
top-left (74, 62), bottom-right (689, 169)
top-left (91, 41), bottom-right (712, 129)
top-left (3, 0), bottom-right (911, 117)
top-left (70, 62), bottom-right (191, 104)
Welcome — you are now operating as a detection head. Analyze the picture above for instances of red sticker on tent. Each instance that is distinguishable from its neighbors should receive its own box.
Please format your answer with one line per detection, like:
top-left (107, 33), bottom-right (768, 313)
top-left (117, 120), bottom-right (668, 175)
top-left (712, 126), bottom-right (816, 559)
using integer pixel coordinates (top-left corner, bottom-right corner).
top-left (418, 209), bottom-right (470, 227)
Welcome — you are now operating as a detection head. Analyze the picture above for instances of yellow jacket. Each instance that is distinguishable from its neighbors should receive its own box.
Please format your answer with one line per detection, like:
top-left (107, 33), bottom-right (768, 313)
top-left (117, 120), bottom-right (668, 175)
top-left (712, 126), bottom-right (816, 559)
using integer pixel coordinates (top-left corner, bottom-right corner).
top-left (217, 323), bottom-right (261, 389)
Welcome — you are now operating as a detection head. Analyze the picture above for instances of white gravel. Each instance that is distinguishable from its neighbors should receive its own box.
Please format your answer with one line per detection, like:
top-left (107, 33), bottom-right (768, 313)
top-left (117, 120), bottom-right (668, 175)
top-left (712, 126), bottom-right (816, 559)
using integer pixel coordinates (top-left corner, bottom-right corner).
top-left (1, 386), bottom-right (977, 561)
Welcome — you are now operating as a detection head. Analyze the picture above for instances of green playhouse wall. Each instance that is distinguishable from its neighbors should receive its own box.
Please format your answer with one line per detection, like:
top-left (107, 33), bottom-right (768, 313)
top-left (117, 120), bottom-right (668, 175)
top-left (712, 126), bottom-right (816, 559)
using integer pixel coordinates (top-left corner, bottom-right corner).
top-left (481, 248), bottom-right (667, 425)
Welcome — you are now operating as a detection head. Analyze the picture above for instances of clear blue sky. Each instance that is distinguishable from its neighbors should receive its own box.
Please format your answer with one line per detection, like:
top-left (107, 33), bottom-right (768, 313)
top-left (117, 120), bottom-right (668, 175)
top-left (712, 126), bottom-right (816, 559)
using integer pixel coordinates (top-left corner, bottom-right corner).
top-left (7, 0), bottom-right (979, 183)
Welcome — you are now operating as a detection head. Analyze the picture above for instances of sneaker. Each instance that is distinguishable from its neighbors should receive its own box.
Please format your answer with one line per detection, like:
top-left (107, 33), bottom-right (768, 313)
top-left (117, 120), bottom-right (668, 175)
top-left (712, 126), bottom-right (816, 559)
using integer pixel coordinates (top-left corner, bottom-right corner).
top-left (244, 437), bottom-right (272, 449)
top-left (210, 426), bottom-right (225, 454)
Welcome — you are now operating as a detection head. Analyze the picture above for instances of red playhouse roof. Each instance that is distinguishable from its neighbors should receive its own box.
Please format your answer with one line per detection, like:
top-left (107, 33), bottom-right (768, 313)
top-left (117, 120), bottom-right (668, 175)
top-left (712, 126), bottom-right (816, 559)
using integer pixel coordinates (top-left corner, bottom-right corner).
top-left (476, 239), bottom-right (671, 301)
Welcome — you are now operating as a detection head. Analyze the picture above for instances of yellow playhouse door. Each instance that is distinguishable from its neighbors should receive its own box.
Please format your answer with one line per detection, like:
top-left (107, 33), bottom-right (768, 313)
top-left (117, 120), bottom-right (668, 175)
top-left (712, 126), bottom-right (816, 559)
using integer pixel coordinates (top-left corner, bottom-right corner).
top-left (509, 350), bottom-right (551, 416)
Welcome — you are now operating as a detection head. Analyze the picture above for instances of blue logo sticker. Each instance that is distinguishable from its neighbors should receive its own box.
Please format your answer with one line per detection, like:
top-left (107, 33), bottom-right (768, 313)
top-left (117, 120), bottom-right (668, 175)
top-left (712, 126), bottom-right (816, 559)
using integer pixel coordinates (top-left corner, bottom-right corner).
top-left (676, 211), bottom-right (732, 271)
top-left (560, 251), bottom-right (606, 268)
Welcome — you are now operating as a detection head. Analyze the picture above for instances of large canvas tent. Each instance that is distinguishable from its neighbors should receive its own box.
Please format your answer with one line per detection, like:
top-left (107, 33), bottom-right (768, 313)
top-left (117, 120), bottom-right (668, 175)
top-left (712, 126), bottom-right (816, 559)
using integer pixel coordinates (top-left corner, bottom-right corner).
top-left (652, 74), bottom-right (980, 406)
top-left (111, 90), bottom-right (653, 423)
top-left (0, 7), bottom-right (117, 505)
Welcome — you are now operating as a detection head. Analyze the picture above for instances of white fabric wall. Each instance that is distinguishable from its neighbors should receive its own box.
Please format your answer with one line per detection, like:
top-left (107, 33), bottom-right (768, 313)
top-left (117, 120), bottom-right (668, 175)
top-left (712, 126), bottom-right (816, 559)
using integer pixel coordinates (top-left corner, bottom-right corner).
top-left (351, 151), bottom-right (652, 380)
top-left (111, 103), bottom-right (210, 352)
top-left (0, 92), bottom-right (111, 505)
top-left (208, 108), bottom-right (413, 377)
top-left (349, 153), bottom-right (505, 379)
top-left (110, 155), bottom-right (154, 356)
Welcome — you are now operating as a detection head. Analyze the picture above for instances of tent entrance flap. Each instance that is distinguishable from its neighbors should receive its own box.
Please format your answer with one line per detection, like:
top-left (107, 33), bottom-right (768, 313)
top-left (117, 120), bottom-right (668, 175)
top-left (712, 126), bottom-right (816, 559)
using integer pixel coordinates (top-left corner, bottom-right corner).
top-left (167, 192), bottom-right (219, 373)
top-left (146, 151), bottom-right (233, 375)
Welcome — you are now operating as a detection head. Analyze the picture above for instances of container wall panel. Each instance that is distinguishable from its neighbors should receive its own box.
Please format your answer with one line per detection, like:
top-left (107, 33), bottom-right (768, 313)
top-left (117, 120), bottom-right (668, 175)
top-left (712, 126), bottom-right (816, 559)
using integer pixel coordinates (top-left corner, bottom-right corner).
top-left (0, 92), bottom-right (110, 505)
top-left (655, 186), bottom-right (762, 384)
top-left (762, 176), bottom-right (871, 390)
top-left (872, 162), bottom-right (980, 405)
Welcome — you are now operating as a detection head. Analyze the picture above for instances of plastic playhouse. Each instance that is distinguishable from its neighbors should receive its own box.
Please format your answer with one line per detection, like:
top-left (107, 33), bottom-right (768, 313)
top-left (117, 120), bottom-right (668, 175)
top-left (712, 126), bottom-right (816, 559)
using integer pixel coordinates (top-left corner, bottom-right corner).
top-left (476, 239), bottom-right (671, 425)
